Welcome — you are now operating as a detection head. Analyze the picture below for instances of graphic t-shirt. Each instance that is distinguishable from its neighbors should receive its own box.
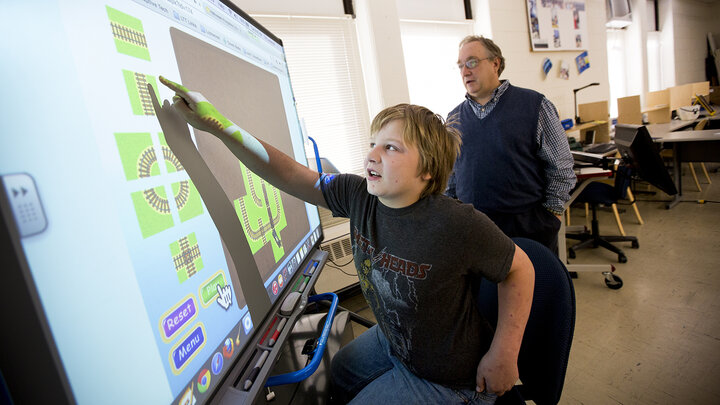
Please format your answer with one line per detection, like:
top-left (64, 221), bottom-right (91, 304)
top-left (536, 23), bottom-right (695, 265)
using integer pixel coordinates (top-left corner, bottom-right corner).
top-left (321, 173), bottom-right (515, 388)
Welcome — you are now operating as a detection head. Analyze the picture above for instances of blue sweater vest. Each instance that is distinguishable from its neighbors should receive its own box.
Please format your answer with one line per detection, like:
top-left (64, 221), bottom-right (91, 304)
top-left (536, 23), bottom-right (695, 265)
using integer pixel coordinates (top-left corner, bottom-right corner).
top-left (449, 85), bottom-right (545, 214)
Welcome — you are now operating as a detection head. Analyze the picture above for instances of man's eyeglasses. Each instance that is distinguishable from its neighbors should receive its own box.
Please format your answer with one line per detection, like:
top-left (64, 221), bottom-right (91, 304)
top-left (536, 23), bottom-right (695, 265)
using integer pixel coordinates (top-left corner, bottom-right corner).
top-left (457, 57), bottom-right (493, 70)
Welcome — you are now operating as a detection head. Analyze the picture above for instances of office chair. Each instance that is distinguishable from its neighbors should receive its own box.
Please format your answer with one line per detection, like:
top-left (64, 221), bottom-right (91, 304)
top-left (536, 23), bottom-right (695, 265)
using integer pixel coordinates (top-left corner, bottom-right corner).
top-left (567, 165), bottom-right (639, 263)
top-left (582, 159), bottom-right (644, 237)
top-left (474, 237), bottom-right (576, 405)
top-left (570, 159), bottom-right (644, 237)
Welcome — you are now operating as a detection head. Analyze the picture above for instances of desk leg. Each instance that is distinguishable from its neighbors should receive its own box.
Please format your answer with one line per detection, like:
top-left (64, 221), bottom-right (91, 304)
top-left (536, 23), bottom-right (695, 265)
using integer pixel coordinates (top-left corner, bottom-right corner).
top-left (667, 143), bottom-right (683, 209)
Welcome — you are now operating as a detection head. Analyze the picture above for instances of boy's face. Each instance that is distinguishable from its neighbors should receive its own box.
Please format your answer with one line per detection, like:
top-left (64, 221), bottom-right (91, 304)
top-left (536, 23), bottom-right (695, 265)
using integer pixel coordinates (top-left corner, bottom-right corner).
top-left (365, 119), bottom-right (430, 208)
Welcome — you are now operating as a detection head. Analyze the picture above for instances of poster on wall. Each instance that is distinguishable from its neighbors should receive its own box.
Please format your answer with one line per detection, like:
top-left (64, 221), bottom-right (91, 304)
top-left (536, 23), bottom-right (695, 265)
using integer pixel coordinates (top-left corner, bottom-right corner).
top-left (526, 0), bottom-right (589, 51)
top-left (575, 51), bottom-right (590, 73)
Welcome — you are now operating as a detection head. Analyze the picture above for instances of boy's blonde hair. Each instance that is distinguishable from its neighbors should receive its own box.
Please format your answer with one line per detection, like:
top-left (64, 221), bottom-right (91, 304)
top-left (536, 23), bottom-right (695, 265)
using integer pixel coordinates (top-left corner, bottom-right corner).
top-left (371, 104), bottom-right (462, 199)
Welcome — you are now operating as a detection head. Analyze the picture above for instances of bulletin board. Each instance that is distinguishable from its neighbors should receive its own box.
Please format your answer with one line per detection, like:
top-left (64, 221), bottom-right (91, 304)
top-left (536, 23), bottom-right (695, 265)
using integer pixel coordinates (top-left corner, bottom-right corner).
top-left (526, 0), bottom-right (589, 51)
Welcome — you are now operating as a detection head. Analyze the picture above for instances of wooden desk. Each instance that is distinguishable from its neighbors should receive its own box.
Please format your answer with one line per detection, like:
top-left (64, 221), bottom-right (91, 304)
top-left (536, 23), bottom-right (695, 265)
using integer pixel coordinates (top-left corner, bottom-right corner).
top-left (649, 129), bottom-right (720, 208)
top-left (645, 111), bottom-right (720, 134)
top-left (644, 89), bottom-right (671, 123)
top-left (559, 167), bottom-right (622, 288)
top-left (642, 104), bottom-right (669, 113)
top-left (645, 120), bottom-right (696, 134)
top-left (642, 104), bottom-right (671, 124)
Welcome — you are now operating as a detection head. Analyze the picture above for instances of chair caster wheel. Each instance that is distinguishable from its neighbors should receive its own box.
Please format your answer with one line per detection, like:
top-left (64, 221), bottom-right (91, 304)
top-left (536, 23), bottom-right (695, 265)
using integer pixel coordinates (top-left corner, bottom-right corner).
top-left (618, 254), bottom-right (627, 263)
top-left (631, 240), bottom-right (639, 249)
top-left (568, 249), bottom-right (576, 259)
top-left (605, 274), bottom-right (623, 289)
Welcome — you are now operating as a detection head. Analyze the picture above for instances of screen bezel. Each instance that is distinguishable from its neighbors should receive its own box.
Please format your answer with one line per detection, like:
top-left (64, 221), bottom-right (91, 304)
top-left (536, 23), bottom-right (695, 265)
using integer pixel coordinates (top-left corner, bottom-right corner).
top-left (0, 1), bottom-right (325, 403)
top-left (0, 193), bottom-right (75, 404)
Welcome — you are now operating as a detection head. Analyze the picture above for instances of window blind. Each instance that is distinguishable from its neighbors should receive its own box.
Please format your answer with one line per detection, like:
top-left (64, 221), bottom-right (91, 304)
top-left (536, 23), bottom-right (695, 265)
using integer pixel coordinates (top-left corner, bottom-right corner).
top-left (253, 15), bottom-right (371, 177)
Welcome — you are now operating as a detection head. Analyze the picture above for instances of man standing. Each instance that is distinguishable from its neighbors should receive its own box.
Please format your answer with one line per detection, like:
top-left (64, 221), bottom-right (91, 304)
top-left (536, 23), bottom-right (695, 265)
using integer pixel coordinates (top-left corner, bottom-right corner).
top-left (446, 35), bottom-right (576, 253)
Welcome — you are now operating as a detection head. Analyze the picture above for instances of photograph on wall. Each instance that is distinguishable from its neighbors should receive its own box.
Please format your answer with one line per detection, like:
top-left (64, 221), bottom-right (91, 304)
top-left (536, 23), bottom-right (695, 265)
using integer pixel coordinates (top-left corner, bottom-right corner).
top-left (575, 51), bottom-right (590, 73)
top-left (559, 61), bottom-right (570, 80)
top-left (526, 0), bottom-right (589, 51)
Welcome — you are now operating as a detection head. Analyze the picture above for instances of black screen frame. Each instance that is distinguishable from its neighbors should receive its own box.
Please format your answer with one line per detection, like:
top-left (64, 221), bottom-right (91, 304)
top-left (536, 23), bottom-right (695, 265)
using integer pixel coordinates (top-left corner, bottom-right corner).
top-left (0, 190), bottom-right (74, 405)
top-left (0, 1), bottom-right (326, 403)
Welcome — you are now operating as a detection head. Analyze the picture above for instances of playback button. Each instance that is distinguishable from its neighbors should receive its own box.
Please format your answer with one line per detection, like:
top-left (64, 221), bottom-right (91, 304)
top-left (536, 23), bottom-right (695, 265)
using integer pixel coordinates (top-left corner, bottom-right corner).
top-left (2, 173), bottom-right (48, 237)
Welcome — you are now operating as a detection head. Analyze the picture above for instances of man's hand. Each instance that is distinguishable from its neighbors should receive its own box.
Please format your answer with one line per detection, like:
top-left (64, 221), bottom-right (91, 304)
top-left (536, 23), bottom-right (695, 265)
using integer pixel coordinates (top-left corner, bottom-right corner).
top-left (158, 76), bottom-right (232, 134)
top-left (476, 348), bottom-right (519, 396)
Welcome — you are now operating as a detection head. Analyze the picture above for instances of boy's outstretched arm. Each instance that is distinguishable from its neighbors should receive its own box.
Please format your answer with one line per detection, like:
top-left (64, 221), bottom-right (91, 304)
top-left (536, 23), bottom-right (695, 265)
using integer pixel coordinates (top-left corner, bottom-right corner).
top-left (476, 245), bottom-right (534, 396)
top-left (159, 76), bottom-right (328, 209)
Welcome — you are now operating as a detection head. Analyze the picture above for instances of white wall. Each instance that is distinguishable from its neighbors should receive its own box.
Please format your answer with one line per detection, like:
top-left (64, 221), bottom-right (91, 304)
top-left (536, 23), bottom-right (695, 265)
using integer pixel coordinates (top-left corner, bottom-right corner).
top-left (396, 0), bottom-right (466, 21)
top-left (671, 0), bottom-right (720, 85)
top-left (355, 0), bottom-right (411, 118)
top-left (659, 0), bottom-right (677, 89)
top-left (488, 0), bottom-right (611, 121)
top-left (625, 0), bottom-right (649, 99)
top-left (396, 0), bottom-right (612, 121)
top-left (238, 0), bottom-right (612, 122)
top-left (234, 0), bottom-right (720, 123)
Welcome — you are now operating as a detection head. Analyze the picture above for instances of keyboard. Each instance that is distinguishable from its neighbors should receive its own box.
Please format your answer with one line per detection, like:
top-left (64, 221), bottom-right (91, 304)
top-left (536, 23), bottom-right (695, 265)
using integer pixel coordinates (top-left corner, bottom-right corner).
top-left (584, 143), bottom-right (617, 155)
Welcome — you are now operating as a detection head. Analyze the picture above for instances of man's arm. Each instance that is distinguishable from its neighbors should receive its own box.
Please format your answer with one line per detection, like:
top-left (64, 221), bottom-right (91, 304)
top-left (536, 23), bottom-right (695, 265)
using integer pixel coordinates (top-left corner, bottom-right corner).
top-left (476, 244), bottom-right (534, 396)
top-left (536, 97), bottom-right (577, 215)
top-left (159, 76), bottom-right (327, 208)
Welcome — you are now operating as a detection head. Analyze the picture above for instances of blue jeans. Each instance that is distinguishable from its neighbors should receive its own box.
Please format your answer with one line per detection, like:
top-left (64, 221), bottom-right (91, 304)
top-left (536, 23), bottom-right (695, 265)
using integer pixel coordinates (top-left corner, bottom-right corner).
top-left (330, 325), bottom-right (497, 405)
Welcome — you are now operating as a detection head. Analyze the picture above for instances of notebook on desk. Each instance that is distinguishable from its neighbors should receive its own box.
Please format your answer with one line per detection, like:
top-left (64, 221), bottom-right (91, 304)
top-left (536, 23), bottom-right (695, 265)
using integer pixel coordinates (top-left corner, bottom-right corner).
top-left (694, 94), bottom-right (716, 116)
top-left (583, 142), bottom-right (617, 155)
top-left (572, 151), bottom-right (614, 169)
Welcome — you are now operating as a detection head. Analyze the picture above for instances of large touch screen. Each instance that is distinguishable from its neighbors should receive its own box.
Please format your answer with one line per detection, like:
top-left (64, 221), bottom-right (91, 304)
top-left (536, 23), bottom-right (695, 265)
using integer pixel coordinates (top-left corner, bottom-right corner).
top-left (0, 1), bottom-right (321, 403)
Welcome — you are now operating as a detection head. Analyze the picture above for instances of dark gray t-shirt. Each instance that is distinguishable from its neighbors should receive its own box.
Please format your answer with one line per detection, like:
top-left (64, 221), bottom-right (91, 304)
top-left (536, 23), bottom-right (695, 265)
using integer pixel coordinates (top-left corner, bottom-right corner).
top-left (321, 173), bottom-right (515, 388)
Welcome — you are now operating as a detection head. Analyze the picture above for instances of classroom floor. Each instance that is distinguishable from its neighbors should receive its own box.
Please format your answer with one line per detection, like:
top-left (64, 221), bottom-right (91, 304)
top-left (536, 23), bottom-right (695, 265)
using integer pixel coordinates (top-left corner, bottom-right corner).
top-left (339, 167), bottom-right (720, 405)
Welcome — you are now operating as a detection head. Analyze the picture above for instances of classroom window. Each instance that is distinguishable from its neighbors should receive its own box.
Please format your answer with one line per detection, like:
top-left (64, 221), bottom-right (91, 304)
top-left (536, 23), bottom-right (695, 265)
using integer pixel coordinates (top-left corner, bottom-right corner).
top-left (253, 15), bottom-right (371, 176)
top-left (399, 20), bottom-right (474, 119)
top-left (646, 31), bottom-right (663, 92)
top-left (606, 28), bottom-right (628, 118)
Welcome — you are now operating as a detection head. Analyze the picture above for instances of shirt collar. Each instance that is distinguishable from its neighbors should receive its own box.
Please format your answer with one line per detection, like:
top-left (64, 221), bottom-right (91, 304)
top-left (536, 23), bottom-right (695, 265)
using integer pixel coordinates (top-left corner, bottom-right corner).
top-left (465, 80), bottom-right (510, 107)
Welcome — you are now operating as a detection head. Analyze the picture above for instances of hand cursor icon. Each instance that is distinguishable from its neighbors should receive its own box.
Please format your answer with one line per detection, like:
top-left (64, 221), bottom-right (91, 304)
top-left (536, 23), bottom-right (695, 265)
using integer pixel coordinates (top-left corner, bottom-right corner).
top-left (217, 284), bottom-right (233, 310)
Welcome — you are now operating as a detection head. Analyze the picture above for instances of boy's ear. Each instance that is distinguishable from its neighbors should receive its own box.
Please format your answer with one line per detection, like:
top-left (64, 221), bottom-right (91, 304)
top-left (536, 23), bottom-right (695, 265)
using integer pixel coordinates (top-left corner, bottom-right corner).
top-left (421, 172), bottom-right (432, 181)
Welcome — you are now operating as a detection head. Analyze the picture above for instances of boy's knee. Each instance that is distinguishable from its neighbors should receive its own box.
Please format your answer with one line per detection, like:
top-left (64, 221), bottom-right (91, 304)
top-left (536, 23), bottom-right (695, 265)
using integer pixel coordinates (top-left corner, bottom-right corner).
top-left (329, 353), bottom-right (342, 383)
top-left (329, 356), bottom-right (350, 405)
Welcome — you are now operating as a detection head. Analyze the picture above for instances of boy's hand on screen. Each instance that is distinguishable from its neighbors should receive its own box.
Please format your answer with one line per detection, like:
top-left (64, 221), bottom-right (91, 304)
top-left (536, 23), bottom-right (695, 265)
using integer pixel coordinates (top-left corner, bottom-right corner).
top-left (157, 76), bottom-right (269, 163)
top-left (158, 76), bottom-right (230, 134)
top-left (148, 83), bottom-right (194, 147)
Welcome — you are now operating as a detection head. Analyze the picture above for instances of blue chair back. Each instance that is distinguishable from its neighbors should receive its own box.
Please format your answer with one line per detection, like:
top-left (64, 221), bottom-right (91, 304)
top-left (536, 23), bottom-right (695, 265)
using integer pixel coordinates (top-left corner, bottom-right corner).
top-left (474, 237), bottom-right (576, 405)
top-left (577, 164), bottom-right (633, 205)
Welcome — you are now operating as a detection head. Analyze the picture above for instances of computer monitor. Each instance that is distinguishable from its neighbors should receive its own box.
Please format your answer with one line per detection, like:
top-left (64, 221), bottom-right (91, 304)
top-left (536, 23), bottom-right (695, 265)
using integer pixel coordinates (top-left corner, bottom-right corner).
top-left (614, 124), bottom-right (678, 196)
top-left (0, 1), bottom-right (323, 404)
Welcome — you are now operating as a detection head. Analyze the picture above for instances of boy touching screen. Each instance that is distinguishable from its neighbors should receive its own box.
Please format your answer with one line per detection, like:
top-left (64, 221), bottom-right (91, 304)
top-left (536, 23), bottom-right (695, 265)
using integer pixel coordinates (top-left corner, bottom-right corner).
top-left (155, 77), bottom-right (534, 404)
